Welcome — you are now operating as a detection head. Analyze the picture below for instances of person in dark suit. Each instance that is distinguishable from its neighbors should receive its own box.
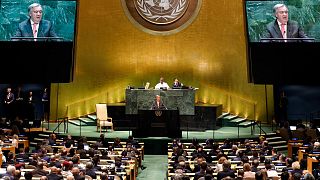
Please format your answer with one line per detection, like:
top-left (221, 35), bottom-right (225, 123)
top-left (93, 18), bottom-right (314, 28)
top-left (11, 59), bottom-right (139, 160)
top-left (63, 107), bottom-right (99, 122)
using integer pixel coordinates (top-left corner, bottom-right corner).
top-left (150, 95), bottom-right (167, 110)
top-left (262, 4), bottom-right (310, 42)
top-left (46, 167), bottom-right (63, 180)
top-left (172, 78), bottom-right (183, 88)
top-left (13, 3), bottom-right (58, 41)
top-left (25, 91), bottom-right (36, 127)
top-left (217, 160), bottom-right (236, 180)
top-left (4, 87), bottom-right (15, 123)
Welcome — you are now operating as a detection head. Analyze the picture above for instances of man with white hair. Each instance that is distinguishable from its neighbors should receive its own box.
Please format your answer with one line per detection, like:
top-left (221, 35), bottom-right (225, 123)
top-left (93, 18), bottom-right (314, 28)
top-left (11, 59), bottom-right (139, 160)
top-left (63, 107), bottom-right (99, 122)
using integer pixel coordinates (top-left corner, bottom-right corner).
top-left (310, 141), bottom-right (320, 153)
top-left (262, 3), bottom-right (310, 42)
top-left (3, 165), bottom-right (16, 180)
top-left (13, 3), bottom-right (58, 41)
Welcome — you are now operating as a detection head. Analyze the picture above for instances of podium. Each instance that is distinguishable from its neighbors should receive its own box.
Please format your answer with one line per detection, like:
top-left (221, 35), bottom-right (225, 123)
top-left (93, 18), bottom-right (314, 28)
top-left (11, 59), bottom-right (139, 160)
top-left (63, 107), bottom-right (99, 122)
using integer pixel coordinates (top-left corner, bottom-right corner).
top-left (133, 110), bottom-right (181, 138)
top-left (260, 37), bottom-right (315, 42)
top-left (10, 37), bottom-right (64, 41)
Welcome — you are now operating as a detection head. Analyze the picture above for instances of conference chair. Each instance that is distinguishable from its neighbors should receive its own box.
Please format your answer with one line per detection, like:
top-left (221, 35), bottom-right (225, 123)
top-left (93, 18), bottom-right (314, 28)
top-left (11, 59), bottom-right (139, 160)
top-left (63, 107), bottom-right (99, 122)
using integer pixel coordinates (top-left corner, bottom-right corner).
top-left (96, 103), bottom-right (113, 134)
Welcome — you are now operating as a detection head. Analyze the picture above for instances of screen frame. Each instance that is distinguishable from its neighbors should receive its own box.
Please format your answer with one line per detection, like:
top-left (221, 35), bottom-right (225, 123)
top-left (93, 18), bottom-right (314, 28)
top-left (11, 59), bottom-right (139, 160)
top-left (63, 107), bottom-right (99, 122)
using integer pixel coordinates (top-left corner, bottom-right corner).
top-left (0, 0), bottom-right (79, 83)
top-left (243, 0), bottom-right (320, 85)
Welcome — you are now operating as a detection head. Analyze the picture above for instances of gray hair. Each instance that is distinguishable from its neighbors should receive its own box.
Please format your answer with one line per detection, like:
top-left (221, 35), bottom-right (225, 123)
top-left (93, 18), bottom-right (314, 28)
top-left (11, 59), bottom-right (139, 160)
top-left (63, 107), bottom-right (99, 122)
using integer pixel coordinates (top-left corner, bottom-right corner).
top-left (28, 3), bottom-right (42, 13)
top-left (304, 173), bottom-right (315, 180)
top-left (273, 4), bottom-right (287, 13)
top-left (6, 165), bottom-right (16, 174)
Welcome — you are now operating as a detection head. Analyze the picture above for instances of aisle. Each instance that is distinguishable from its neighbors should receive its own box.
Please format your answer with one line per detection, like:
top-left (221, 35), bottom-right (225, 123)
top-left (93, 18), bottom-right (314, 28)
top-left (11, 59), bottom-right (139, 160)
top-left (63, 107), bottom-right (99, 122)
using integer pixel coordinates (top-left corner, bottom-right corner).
top-left (137, 155), bottom-right (167, 180)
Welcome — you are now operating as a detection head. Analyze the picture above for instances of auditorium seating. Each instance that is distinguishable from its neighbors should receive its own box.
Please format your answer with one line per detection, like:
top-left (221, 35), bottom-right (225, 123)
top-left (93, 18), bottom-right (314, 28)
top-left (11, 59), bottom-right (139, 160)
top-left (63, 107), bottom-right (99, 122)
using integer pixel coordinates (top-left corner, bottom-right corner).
top-left (0, 134), bottom-right (144, 180)
top-left (167, 139), bottom-right (289, 179)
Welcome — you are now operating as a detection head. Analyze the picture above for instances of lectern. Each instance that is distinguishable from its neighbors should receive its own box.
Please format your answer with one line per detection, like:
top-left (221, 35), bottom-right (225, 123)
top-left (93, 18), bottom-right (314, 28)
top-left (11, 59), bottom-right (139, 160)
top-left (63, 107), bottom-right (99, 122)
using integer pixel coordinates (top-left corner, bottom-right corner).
top-left (133, 109), bottom-right (181, 138)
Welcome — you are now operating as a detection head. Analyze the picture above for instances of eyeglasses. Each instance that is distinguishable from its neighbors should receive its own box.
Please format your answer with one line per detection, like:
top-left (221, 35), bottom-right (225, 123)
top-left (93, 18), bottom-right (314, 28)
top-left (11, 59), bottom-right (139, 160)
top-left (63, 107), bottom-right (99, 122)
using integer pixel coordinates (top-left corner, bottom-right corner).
top-left (33, 10), bottom-right (43, 14)
top-left (278, 11), bottom-right (288, 14)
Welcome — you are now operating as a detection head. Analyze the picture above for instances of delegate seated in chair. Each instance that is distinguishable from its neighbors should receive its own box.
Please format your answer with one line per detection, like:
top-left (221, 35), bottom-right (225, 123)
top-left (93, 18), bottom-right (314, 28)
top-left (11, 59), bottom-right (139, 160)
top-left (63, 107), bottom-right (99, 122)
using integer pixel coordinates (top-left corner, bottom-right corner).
top-left (96, 103), bottom-right (113, 133)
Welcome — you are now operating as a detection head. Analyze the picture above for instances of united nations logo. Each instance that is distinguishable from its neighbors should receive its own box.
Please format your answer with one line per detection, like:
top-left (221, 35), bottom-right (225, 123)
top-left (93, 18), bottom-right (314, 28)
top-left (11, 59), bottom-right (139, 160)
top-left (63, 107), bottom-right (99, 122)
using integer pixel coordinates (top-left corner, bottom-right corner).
top-left (134, 0), bottom-right (189, 25)
top-left (155, 110), bottom-right (162, 116)
top-left (121, 0), bottom-right (202, 35)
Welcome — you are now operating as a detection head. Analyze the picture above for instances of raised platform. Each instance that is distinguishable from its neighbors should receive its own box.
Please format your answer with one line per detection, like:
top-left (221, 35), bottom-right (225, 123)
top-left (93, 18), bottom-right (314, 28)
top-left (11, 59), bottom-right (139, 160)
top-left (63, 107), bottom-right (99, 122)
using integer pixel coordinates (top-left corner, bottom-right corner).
top-left (22, 121), bottom-right (285, 155)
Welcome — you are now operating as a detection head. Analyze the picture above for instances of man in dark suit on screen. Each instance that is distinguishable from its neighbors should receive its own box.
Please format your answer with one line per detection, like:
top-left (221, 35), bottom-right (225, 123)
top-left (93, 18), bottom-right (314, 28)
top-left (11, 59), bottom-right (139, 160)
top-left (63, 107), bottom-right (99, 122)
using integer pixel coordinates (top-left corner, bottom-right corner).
top-left (12, 3), bottom-right (58, 41)
top-left (262, 4), bottom-right (311, 42)
top-left (150, 95), bottom-right (167, 110)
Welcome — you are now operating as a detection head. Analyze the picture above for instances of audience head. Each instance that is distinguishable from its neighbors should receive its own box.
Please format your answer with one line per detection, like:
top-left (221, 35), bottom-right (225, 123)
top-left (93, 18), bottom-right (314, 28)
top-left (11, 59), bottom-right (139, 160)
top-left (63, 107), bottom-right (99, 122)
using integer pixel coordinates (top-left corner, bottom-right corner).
top-left (281, 171), bottom-right (290, 180)
top-left (292, 161), bottom-right (300, 170)
top-left (292, 172), bottom-right (302, 180)
top-left (24, 171), bottom-right (33, 180)
top-left (100, 172), bottom-right (108, 180)
top-left (286, 157), bottom-right (293, 167)
top-left (218, 156), bottom-right (227, 164)
top-left (66, 175), bottom-right (75, 180)
top-left (86, 162), bottom-right (93, 170)
top-left (243, 163), bottom-right (251, 172)
top-left (40, 176), bottom-right (48, 180)
top-left (255, 171), bottom-right (263, 180)
top-left (6, 165), bottom-right (16, 175)
top-left (71, 167), bottom-right (80, 175)
top-left (222, 160), bottom-right (231, 171)
top-left (237, 169), bottom-right (244, 177)
top-left (304, 173), bottom-right (315, 180)
top-left (252, 159), bottom-right (259, 167)
top-left (200, 161), bottom-right (207, 171)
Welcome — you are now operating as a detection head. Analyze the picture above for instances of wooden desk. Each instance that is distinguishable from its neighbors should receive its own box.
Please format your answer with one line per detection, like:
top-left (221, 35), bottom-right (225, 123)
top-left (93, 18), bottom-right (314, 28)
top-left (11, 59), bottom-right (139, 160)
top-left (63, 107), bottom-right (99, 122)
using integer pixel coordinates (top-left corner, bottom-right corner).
top-left (307, 157), bottom-right (319, 172)
top-left (19, 140), bottom-right (29, 149)
top-left (298, 146), bottom-right (309, 162)
top-left (287, 140), bottom-right (303, 158)
top-left (2, 145), bottom-right (15, 156)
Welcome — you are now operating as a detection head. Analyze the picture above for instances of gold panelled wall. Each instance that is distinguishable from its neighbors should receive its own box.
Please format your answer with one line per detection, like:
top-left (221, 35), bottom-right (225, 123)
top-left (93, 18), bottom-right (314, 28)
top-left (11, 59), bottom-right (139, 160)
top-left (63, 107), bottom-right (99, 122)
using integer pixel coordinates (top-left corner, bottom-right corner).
top-left (50, 0), bottom-right (274, 122)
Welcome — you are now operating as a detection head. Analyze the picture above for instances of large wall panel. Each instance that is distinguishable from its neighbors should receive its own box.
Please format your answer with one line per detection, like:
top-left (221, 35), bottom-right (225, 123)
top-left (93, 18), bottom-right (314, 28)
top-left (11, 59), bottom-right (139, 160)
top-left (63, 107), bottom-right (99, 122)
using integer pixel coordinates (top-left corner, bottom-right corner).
top-left (50, 0), bottom-right (274, 122)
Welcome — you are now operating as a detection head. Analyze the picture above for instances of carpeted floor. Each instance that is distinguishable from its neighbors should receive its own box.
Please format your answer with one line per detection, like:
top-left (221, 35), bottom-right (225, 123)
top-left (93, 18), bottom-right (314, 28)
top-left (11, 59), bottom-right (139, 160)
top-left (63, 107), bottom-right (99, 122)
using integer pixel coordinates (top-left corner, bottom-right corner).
top-left (137, 155), bottom-right (167, 180)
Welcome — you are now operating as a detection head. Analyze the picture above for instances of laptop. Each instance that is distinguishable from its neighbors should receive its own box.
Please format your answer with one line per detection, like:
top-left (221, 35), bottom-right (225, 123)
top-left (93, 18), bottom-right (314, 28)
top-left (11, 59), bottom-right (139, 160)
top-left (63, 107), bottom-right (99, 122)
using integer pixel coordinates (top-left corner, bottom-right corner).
top-left (290, 126), bottom-right (296, 130)
top-left (172, 87), bottom-right (182, 89)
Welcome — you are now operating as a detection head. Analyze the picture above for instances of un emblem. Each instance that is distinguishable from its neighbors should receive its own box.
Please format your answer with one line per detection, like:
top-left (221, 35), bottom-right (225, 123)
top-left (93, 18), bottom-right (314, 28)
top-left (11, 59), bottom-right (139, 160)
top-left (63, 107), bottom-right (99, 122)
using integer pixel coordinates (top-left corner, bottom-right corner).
top-left (155, 110), bottom-right (162, 116)
top-left (134, 0), bottom-right (189, 25)
top-left (121, 0), bottom-right (202, 35)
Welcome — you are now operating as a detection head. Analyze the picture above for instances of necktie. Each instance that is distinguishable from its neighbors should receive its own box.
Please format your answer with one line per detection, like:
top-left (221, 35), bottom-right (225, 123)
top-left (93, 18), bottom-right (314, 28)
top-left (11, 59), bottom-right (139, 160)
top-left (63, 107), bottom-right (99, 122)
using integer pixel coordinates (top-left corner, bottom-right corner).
top-left (281, 24), bottom-right (286, 38)
top-left (32, 23), bottom-right (38, 41)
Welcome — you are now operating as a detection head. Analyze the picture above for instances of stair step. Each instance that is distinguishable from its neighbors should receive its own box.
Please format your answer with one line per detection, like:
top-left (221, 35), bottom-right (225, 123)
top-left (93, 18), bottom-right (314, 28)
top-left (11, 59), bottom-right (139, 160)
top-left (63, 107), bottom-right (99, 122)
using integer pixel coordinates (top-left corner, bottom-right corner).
top-left (69, 120), bottom-right (81, 126)
top-left (266, 137), bottom-right (283, 141)
top-left (230, 118), bottom-right (247, 123)
top-left (273, 145), bottom-right (288, 150)
top-left (34, 138), bottom-right (45, 142)
top-left (87, 114), bottom-right (97, 120)
top-left (238, 121), bottom-right (255, 127)
top-left (217, 112), bottom-right (230, 119)
top-left (255, 132), bottom-right (277, 137)
top-left (269, 141), bottom-right (287, 145)
top-left (223, 115), bottom-right (238, 120)
top-left (43, 130), bottom-right (54, 134)
top-left (38, 134), bottom-right (49, 137)
top-left (79, 117), bottom-right (94, 123)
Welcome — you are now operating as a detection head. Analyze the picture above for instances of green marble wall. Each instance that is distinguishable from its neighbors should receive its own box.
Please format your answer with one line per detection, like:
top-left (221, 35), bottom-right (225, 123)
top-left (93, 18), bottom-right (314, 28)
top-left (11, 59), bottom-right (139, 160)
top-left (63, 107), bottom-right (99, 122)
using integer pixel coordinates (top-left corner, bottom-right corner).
top-left (125, 89), bottom-right (195, 115)
top-left (246, 0), bottom-right (320, 42)
top-left (0, 0), bottom-right (76, 41)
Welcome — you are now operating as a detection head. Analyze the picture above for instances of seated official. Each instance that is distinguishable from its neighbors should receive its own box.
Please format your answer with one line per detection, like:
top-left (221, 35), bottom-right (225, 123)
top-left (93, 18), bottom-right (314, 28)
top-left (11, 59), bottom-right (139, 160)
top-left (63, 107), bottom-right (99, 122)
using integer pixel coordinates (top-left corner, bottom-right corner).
top-left (150, 95), bottom-right (167, 110)
top-left (155, 77), bottom-right (170, 90)
top-left (172, 78), bottom-right (183, 88)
